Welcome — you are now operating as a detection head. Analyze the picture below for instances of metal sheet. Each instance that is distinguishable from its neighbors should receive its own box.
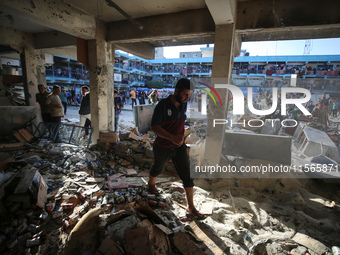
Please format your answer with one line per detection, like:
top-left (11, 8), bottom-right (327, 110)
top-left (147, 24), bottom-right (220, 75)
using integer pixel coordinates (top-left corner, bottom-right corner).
top-left (133, 104), bottom-right (156, 134)
top-left (223, 131), bottom-right (292, 165)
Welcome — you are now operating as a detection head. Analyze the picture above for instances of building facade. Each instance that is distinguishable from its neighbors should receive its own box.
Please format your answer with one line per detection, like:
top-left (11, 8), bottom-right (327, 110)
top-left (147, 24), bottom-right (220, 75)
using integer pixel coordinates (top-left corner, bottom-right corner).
top-left (39, 48), bottom-right (340, 96)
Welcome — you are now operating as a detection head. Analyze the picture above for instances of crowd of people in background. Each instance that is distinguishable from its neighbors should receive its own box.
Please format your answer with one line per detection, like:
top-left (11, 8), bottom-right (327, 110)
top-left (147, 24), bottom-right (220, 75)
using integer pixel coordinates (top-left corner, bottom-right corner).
top-left (112, 88), bottom-right (174, 109)
top-left (36, 85), bottom-right (180, 134)
top-left (36, 84), bottom-right (92, 136)
top-left (250, 90), bottom-right (340, 132)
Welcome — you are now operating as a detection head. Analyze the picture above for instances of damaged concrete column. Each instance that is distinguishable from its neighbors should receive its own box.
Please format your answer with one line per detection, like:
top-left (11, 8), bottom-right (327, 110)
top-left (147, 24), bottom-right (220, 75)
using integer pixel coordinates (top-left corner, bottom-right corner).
top-left (203, 24), bottom-right (236, 166)
top-left (0, 56), bottom-right (4, 98)
top-left (88, 20), bottom-right (114, 143)
top-left (21, 47), bottom-right (46, 109)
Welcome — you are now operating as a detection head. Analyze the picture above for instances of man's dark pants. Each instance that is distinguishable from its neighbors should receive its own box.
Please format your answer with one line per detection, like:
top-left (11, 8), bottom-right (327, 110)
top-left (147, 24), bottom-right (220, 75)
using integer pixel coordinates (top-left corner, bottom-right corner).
top-left (132, 98), bottom-right (137, 108)
top-left (150, 143), bottom-right (194, 187)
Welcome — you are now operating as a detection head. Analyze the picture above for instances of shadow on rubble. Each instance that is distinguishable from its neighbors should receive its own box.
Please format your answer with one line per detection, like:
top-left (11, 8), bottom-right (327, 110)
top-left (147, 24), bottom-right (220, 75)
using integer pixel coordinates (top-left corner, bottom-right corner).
top-left (194, 177), bottom-right (340, 255)
top-left (60, 200), bottom-right (231, 255)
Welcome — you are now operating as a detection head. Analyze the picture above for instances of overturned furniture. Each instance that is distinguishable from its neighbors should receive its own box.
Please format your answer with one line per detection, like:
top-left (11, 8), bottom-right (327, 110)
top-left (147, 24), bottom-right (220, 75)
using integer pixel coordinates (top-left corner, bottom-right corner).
top-left (294, 123), bottom-right (340, 162)
top-left (34, 122), bottom-right (92, 147)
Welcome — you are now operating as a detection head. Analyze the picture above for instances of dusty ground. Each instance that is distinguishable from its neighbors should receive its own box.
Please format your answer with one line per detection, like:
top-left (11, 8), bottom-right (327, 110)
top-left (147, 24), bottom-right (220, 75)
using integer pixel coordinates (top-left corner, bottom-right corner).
top-left (187, 177), bottom-right (340, 254)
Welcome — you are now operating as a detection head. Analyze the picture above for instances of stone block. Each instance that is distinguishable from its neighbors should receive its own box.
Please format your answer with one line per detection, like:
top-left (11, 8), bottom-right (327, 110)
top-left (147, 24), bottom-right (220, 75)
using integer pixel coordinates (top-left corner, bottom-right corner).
top-left (140, 157), bottom-right (154, 167)
top-left (115, 141), bottom-right (131, 157)
top-left (131, 153), bottom-right (143, 164)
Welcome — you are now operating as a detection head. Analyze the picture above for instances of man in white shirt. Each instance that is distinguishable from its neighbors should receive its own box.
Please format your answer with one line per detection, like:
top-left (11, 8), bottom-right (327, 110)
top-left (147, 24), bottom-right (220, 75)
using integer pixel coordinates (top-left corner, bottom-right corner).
top-left (45, 85), bottom-right (63, 123)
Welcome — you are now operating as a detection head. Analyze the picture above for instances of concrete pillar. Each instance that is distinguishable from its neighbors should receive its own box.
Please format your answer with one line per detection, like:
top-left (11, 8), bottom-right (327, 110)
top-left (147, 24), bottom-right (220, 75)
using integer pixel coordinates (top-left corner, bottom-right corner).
top-left (21, 46), bottom-right (38, 107)
top-left (0, 56), bottom-right (4, 97)
top-left (36, 50), bottom-right (47, 85)
top-left (21, 48), bottom-right (46, 102)
top-left (88, 20), bottom-right (114, 144)
top-left (203, 24), bottom-right (235, 166)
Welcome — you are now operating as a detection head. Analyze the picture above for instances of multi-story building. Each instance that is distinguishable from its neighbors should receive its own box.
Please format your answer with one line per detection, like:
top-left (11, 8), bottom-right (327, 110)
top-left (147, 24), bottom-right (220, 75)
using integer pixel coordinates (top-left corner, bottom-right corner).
top-left (26, 47), bottom-right (340, 96)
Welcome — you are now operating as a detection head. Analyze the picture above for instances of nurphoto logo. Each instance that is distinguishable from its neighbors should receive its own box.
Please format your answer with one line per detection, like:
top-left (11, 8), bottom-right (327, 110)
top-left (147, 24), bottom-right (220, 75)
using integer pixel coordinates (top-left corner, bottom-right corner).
top-left (207, 84), bottom-right (311, 128)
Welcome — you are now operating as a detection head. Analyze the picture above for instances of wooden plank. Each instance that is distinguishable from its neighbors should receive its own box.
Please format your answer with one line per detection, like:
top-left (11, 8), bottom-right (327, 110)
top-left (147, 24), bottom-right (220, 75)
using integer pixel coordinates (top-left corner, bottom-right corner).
top-left (18, 128), bottom-right (34, 142)
top-left (172, 231), bottom-right (205, 255)
top-left (13, 131), bottom-right (26, 142)
top-left (190, 221), bottom-right (229, 255)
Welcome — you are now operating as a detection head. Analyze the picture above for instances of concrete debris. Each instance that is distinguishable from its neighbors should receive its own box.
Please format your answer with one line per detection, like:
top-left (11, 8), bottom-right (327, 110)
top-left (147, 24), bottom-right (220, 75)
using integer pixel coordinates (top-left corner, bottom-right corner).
top-left (222, 104), bottom-right (340, 181)
top-left (0, 105), bottom-right (340, 254)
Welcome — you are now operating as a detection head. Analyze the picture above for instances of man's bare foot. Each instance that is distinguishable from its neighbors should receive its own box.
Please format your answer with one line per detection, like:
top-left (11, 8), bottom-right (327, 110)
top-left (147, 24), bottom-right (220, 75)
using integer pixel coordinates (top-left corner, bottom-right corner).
top-left (148, 184), bottom-right (160, 195)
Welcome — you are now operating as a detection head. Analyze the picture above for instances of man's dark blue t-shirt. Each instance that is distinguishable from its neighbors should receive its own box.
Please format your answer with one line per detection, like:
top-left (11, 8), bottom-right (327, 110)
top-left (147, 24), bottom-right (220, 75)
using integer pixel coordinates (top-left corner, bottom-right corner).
top-left (115, 96), bottom-right (123, 116)
top-left (151, 96), bottom-right (187, 149)
top-left (307, 104), bottom-right (315, 113)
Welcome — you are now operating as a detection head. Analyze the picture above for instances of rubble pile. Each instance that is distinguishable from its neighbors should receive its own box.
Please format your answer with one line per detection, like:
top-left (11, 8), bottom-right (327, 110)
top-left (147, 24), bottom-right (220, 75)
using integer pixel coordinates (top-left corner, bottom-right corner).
top-left (0, 113), bottom-right (339, 254)
top-left (0, 133), bottom-right (210, 254)
top-left (0, 84), bottom-right (26, 106)
top-left (0, 134), bottom-right (339, 255)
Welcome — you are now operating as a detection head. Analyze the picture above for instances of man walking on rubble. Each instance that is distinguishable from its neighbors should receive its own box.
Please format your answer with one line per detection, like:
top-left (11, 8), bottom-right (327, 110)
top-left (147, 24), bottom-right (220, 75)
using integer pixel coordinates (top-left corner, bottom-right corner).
top-left (148, 78), bottom-right (204, 219)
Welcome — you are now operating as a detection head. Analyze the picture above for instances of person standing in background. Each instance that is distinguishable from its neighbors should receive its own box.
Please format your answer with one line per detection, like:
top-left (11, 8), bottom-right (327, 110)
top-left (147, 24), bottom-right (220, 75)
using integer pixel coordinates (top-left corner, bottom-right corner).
top-left (59, 87), bottom-right (68, 115)
top-left (71, 88), bottom-right (76, 104)
top-left (120, 90), bottom-right (125, 105)
top-left (312, 102), bottom-right (330, 131)
top-left (114, 90), bottom-right (123, 132)
top-left (332, 99), bottom-right (340, 117)
top-left (36, 84), bottom-right (51, 122)
top-left (130, 88), bottom-right (137, 108)
top-left (307, 101), bottom-right (315, 113)
top-left (79, 86), bottom-right (91, 137)
top-left (45, 85), bottom-right (63, 123)
top-left (148, 89), bottom-right (159, 105)
top-left (138, 89), bottom-right (146, 105)
top-left (66, 90), bottom-right (72, 105)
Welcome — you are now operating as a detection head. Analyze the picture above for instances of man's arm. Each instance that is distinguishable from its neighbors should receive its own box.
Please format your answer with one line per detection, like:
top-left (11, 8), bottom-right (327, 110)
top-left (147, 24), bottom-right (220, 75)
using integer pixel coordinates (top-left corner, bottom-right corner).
top-left (45, 103), bottom-right (62, 108)
top-left (151, 124), bottom-right (184, 146)
top-left (45, 96), bottom-right (62, 108)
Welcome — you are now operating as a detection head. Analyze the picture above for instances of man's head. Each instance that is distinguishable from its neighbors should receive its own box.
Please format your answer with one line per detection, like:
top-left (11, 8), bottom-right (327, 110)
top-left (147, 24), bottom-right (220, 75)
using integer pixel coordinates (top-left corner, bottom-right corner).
top-left (61, 87), bottom-right (65, 92)
top-left (53, 85), bottom-right (60, 95)
top-left (114, 89), bottom-right (118, 98)
top-left (174, 78), bottom-right (191, 105)
top-left (38, 84), bottom-right (46, 94)
top-left (81, 86), bottom-right (89, 95)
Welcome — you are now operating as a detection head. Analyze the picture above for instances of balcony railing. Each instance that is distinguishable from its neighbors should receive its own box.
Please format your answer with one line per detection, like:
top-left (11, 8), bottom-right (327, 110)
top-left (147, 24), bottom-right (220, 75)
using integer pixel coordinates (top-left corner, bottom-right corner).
top-left (45, 68), bottom-right (89, 80)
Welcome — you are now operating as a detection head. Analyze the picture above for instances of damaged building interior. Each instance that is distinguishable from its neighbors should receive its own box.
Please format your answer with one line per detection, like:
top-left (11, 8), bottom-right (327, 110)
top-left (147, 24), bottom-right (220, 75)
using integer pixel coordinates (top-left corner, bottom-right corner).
top-left (0, 0), bottom-right (340, 254)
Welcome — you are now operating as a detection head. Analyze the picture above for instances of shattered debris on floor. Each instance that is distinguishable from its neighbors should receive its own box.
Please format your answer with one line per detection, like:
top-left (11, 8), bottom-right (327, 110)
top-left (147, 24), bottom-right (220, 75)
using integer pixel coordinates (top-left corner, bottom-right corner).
top-left (0, 107), bottom-right (340, 255)
top-left (0, 136), bottom-right (339, 255)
